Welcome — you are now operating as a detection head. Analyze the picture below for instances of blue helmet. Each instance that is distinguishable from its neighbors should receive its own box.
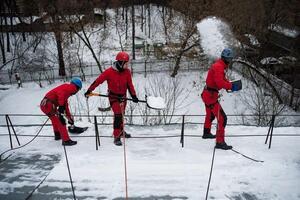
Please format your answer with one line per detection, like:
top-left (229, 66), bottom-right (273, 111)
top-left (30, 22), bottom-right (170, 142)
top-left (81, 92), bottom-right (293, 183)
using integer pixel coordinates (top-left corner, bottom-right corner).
top-left (70, 77), bottom-right (82, 90)
top-left (221, 48), bottom-right (234, 59)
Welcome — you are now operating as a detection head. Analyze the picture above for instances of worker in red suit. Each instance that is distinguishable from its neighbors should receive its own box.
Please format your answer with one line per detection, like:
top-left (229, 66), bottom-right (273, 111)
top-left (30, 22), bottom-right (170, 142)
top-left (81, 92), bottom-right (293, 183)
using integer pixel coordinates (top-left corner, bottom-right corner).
top-left (201, 48), bottom-right (240, 150)
top-left (40, 77), bottom-right (82, 146)
top-left (84, 51), bottom-right (139, 146)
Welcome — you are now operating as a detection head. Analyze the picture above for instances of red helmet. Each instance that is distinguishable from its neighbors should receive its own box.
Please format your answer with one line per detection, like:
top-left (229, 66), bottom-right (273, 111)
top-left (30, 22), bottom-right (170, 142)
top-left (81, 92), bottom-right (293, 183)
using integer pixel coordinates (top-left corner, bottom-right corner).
top-left (116, 51), bottom-right (129, 62)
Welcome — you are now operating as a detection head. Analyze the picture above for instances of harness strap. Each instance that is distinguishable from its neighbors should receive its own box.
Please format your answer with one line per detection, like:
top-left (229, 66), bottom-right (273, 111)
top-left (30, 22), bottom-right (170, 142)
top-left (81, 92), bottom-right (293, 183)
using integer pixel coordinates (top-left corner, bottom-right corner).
top-left (205, 101), bottom-right (218, 109)
top-left (108, 91), bottom-right (126, 103)
top-left (40, 98), bottom-right (57, 117)
top-left (204, 86), bottom-right (218, 93)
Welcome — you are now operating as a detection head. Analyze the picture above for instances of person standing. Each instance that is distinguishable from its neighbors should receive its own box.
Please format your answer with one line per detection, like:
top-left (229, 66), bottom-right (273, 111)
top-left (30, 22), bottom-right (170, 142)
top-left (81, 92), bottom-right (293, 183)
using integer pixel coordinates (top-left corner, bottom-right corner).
top-left (201, 48), bottom-right (240, 150)
top-left (40, 77), bottom-right (82, 146)
top-left (84, 51), bottom-right (139, 146)
top-left (15, 72), bottom-right (22, 88)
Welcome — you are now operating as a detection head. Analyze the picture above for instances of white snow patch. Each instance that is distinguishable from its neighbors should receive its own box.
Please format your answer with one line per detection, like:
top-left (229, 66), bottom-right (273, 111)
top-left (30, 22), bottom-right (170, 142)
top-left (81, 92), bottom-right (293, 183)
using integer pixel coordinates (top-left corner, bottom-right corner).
top-left (269, 24), bottom-right (299, 38)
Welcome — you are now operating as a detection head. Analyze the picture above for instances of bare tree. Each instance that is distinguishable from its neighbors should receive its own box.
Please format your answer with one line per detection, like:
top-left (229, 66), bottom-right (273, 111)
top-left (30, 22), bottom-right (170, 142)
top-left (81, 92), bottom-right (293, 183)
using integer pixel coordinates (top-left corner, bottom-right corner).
top-left (238, 82), bottom-right (286, 126)
top-left (65, 13), bottom-right (108, 73)
top-left (137, 73), bottom-right (193, 125)
top-left (131, 2), bottom-right (136, 59)
top-left (157, 0), bottom-right (202, 77)
top-left (113, 10), bottom-right (126, 51)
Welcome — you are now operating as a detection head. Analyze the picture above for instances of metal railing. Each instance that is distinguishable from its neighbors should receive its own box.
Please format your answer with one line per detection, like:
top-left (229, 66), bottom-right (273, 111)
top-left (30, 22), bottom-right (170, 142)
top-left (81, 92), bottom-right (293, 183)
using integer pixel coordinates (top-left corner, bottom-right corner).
top-left (0, 59), bottom-right (205, 84)
top-left (0, 112), bottom-right (299, 200)
top-left (0, 113), bottom-right (299, 128)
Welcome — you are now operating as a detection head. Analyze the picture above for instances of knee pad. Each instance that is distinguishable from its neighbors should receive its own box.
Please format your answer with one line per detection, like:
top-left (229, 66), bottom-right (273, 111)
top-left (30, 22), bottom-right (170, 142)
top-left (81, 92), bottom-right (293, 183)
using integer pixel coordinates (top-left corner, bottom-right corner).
top-left (210, 114), bottom-right (215, 122)
top-left (113, 114), bottom-right (123, 129)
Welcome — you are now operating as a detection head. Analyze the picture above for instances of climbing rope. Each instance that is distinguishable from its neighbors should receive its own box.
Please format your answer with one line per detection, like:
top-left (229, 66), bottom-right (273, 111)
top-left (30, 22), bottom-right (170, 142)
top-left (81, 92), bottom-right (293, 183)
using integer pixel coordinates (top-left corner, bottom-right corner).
top-left (231, 148), bottom-right (264, 163)
top-left (205, 147), bottom-right (216, 200)
top-left (0, 118), bottom-right (49, 162)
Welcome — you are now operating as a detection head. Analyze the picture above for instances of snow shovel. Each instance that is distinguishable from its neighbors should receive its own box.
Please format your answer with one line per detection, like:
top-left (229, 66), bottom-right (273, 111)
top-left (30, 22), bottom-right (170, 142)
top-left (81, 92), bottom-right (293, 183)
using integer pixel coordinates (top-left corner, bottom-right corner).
top-left (68, 125), bottom-right (88, 134)
top-left (88, 92), bottom-right (166, 110)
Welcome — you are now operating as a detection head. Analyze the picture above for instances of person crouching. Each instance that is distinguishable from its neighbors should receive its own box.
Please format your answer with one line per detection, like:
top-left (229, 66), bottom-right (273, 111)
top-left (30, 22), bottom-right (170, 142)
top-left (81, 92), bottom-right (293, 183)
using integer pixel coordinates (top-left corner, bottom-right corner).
top-left (40, 77), bottom-right (82, 146)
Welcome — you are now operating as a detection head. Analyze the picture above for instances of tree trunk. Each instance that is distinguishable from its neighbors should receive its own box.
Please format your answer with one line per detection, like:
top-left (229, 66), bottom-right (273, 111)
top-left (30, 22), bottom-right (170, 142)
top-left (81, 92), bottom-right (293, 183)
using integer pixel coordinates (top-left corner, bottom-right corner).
top-left (171, 39), bottom-right (188, 77)
top-left (147, 2), bottom-right (151, 37)
top-left (0, 3), bottom-right (6, 64)
top-left (125, 7), bottom-right (128, 40)
top-left (131, 2), bottom-right (135, 60)
top-left (171, 53), bottom-right (183, 77)
top-left (141, 5), bottom-right (144, 32)
top-left (0, 18), bottom-right (6, 64)
top-left (0, 34), bottom-right (6, 64)
top-left (54, 31), bottom-right (66, 76)
top-left (17, 17), bottom-right (26, 41)
top-left (4, 14), bottom-right (10, 52)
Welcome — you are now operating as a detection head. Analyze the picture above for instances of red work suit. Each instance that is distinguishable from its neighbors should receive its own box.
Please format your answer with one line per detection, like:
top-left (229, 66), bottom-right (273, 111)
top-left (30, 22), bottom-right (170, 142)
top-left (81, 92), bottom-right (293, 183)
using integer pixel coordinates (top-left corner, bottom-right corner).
top-left (201, 59), bottom-right (232, 143)
top-left (40, 83), bottom-right (77, 141)
top-left (88, 66), bottom-right (136, 138)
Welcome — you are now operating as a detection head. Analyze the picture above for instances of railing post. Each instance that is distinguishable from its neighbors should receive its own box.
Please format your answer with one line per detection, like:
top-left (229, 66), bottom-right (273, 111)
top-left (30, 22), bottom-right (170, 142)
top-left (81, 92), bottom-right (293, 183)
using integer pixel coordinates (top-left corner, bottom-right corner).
top-left (180, 115), bottom-right (185, 148)
top-left (5, 114), bottom-right (21, 149)
top-left (94, 116), bottom-right (100, 150)
top-left (144, 60), bottom-right (147, 78)
top-left (5, 115), bottom-right (13, 149)
top-left (264, 116), bottom-right (272, 144)
top-left (265, 115), bottom-right (275, 149)
top-left (7, 115), bottom-right (20, 146)
top-left (268, 115), bottom-right (276, 149)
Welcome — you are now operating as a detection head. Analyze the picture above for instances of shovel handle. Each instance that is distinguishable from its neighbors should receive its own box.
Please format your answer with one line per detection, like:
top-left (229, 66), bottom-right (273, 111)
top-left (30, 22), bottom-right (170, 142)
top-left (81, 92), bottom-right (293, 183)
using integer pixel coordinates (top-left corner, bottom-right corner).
top-left (88, 92), bottom-right (146, 103)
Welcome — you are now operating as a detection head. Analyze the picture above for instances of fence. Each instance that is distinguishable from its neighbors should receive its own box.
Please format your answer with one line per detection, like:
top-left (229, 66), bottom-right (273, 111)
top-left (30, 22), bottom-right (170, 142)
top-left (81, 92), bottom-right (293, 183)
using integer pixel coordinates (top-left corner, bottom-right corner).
top-left (0, 113), bottom-right (299, 200)
top-left (0, 113), bottom-right (299, 128)
top-left (0, 59), bottom-right (206, 85)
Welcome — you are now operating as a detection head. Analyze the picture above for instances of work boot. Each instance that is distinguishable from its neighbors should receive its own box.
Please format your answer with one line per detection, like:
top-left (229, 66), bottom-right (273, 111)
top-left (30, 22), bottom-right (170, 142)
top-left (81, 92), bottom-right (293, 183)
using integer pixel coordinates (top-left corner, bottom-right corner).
top-left (215, 142), bottom-right (232, 150)
top-left (202, 128), bottom-right (216, 139)
top-left (54, 132), bottom-right (61, 140)
top-left (62, 140), bottom-right (77, 146)
top-left (120, 131), bottom-right (131, 138)
top-left (202, 133), bottom-right (216, 139)
top-left (114, 137), bottom-right (122, 146)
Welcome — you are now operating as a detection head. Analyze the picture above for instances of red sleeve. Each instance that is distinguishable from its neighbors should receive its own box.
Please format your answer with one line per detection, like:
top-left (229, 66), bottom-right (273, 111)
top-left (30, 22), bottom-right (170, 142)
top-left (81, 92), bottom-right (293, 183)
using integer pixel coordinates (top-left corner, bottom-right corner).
top-left (65, 102), bottom-right (73, 121)
top-left (88, 70), bottom-right (108, 92)
top-left (213, 65), bottom-right (232, 90)
top-left (126, 70), bottom-right (136, 97)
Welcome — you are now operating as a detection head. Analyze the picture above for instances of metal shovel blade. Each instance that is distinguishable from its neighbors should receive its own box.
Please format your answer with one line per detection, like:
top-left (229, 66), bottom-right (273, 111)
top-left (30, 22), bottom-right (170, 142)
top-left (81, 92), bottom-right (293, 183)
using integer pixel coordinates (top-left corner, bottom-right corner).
top-left (146, 96), bottom-right (166, 110)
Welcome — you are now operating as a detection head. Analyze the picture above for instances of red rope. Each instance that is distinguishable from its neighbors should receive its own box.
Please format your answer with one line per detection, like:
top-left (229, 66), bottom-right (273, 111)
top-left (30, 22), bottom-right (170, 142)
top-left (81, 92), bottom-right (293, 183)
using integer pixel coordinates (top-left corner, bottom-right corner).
top-left (121, 102), bottom-right (128, 199)
top-left (123, 131), bottom-right (128, 199)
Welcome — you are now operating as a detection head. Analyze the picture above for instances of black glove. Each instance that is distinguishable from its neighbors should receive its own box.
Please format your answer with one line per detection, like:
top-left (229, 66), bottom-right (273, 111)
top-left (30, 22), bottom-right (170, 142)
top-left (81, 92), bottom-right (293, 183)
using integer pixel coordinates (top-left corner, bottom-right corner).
top-left (84, 90), bottom-right (91, 98)
top-left (132, 95), bottom-right (139, 103)
top-left (58, 106), bottom-right (65, 114)
top-left (58, 114), bottom-right (66, 125)
top-left (68, 118), bottom-right (74, 125)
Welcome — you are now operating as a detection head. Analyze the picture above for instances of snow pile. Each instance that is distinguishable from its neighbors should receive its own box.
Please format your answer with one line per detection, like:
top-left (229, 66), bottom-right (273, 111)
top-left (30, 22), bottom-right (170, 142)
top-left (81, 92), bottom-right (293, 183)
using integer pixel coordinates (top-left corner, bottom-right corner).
top-left (269, 24), bottom-right (299, 38)
top-left (197, 17), bottom-right (240, 60)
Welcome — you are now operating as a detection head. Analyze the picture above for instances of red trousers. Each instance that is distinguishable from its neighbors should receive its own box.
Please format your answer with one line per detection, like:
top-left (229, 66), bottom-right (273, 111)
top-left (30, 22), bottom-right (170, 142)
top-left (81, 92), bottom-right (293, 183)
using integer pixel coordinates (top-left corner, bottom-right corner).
top-left (203, 102), bottom-right (227, 143)
top-left (40, 98), bottom-right (70, 141)
top-left (110, 100), bottom-right (127, 138)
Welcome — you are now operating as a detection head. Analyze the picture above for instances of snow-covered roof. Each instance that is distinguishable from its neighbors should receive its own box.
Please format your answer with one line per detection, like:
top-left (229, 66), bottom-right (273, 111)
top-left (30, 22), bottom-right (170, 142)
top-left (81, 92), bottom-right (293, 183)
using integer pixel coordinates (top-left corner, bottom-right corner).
top-left (260, 57), bottom-right (283, 65)
top-left (94, 8), bottom-right (104, 15)
top-left (244, 34), bottom-right (260, 47)
top-left (269, 24), bottom-right (299, 38)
